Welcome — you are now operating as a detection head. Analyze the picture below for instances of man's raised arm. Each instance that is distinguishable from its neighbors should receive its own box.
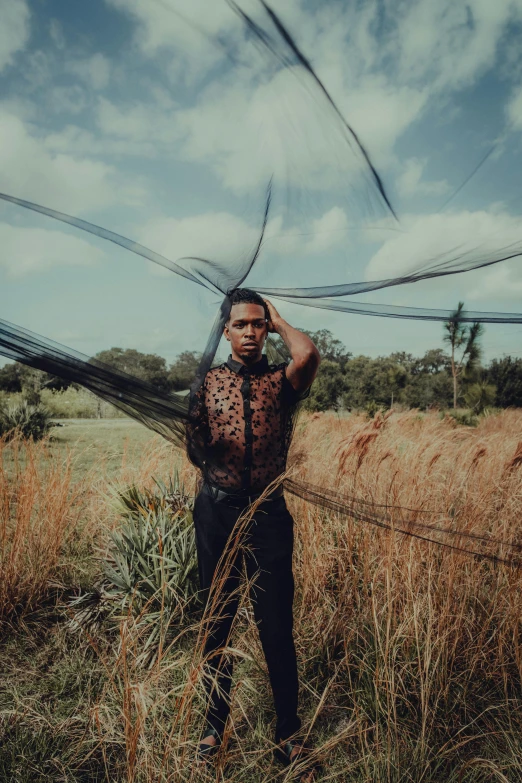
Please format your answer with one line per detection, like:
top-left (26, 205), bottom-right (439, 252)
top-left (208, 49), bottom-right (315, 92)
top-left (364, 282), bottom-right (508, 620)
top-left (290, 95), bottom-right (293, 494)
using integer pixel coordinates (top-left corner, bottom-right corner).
top-left (264, 299), bottom-right (321, 393)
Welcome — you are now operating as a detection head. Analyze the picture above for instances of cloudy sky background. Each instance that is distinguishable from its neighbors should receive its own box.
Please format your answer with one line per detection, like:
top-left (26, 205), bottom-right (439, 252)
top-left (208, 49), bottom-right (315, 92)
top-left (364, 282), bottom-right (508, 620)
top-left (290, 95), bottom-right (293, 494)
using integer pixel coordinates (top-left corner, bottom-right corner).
top-left (1, 0), bottom-right (522, 364)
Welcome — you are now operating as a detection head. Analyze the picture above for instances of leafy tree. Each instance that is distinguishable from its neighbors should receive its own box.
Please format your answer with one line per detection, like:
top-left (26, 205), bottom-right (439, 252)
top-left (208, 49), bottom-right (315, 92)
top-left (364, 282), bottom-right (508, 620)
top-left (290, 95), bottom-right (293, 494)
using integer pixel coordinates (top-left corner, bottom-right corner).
top-left (269, 328), bottom-right (351, 367)
top-left (487, 356), bottom-right (522, 407)
top-left (341, 355), bottom-right (373, 409)
top-left (0, 363), bottom-right (72, 398)
top-left (168, 351), bottom-right (202, 392)
top-left (343, 355), bottom-right (409, 410)
top-left (398, 349), bottom-right (452, 409)
top-left (414, 348), bottom-right (451, 375)
top-left (18, 366), bottom-right (51, 404)
top-left (0, 365), bottom-right (48, 404)
top-left (402, 370), bottom-right (453, 410)
top-left (303, 360), bottom-right (346, 412)
top-left (301, 329), bottom-right (352, 366)
top-left (443, 303), bottom-right (484, 409)
top-left (94, 348), bottom-right (169, 392)
top-left (0, 363), bottom-right (22, 392)
top-left (389, 351), bottom-right (415, 370)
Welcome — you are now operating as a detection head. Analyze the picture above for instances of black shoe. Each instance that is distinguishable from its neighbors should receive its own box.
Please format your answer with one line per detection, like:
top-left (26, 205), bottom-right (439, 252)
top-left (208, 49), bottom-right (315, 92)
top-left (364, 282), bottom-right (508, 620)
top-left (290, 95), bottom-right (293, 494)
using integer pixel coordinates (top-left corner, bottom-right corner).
top-left (197, 727), bottom-right (221, 764)
top-left (274, 738), bottom-right (320, 781)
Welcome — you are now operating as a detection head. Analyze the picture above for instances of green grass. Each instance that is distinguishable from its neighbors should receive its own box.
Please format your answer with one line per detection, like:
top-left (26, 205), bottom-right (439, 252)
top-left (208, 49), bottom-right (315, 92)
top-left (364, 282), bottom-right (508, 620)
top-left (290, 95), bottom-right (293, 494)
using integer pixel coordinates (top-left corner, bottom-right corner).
top-left (50, 418), bottom-right (160, 479)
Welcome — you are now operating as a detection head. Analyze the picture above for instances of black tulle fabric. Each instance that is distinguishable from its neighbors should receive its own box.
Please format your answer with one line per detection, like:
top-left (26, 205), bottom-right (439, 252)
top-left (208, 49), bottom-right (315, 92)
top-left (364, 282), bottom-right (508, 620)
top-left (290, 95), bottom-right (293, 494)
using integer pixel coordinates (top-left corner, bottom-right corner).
top-left (1, 1), bottom-right (522, 567)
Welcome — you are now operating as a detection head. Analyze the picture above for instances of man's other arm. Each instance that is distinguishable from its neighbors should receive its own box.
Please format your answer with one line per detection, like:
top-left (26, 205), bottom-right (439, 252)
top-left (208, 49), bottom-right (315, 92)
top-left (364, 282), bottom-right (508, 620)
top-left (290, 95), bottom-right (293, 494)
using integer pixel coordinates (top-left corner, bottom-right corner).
top-left (264, 299), bottom-right (321, 394)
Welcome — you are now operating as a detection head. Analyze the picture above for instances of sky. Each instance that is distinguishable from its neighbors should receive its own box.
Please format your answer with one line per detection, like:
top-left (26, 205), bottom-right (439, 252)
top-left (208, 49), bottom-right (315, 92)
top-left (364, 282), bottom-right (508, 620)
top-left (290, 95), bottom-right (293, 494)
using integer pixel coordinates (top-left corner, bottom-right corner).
top-left (1, 0), bottom-right (522, 366)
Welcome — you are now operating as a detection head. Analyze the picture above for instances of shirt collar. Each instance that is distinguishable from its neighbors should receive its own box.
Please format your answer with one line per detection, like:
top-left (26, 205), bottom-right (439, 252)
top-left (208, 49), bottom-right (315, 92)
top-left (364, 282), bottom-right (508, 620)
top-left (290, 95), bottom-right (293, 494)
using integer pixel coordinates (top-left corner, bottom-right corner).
top-left (226, 354), bottom-right (269, 375)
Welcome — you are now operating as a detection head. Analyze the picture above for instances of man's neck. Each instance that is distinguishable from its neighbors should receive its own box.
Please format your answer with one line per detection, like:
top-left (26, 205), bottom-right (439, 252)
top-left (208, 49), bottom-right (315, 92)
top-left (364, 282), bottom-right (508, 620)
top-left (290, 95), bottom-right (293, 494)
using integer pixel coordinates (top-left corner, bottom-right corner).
top-left (230, 350), bottom-right (263, 366)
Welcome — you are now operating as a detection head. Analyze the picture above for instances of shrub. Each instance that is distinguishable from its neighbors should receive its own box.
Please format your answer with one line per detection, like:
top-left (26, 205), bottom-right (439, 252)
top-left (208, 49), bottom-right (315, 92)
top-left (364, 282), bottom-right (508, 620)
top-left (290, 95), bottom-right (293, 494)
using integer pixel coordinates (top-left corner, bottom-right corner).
top-left (447, 409), bottom-right (478, 427)
top-left (365, 399), bottom-right (385, 419)
top-left (40, 387), bottom-right (126, 419)
top-left (464, 381), bottom-right (496, 414)
top-left (0, 400), bottom-right (54, 440)
top-left (69, 474), bottom-right (199, 666)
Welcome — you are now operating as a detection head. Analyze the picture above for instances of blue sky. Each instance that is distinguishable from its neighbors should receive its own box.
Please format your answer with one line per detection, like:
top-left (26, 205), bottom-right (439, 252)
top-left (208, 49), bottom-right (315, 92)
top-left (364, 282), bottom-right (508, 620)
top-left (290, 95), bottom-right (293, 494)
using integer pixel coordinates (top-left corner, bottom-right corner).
top-left (1, 0), bottom-right (522, 366)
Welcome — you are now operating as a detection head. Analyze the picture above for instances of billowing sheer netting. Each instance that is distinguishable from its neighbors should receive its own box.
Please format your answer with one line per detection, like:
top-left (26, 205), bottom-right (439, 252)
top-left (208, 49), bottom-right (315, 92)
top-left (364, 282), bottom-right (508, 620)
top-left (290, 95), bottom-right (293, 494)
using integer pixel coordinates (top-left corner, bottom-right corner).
top-left (1, 1), bottom-right (522, 567)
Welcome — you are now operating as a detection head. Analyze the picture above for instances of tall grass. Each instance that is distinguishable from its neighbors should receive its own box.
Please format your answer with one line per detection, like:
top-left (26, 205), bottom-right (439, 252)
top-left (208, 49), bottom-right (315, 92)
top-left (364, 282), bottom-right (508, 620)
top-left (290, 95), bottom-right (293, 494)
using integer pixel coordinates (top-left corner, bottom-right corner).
top-left (2, 410), bottom-right (522, 781)
top-left (0, 435), bottom-right (84, 626)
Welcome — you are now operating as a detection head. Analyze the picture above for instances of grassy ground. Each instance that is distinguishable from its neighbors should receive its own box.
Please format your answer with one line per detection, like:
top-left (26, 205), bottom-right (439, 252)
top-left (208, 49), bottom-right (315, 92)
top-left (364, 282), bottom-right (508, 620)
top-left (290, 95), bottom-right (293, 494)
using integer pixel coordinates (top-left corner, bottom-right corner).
top-left (50, 418), bottom-right (161, 479)
top-left (2, 411), bottom-right (522, 782)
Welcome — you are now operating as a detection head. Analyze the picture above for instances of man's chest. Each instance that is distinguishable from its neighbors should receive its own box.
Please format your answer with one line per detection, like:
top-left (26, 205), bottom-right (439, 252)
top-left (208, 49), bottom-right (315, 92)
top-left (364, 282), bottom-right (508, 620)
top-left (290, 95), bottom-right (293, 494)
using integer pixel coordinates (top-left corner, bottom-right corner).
top-left (204, 372), bottom-right (284, 426)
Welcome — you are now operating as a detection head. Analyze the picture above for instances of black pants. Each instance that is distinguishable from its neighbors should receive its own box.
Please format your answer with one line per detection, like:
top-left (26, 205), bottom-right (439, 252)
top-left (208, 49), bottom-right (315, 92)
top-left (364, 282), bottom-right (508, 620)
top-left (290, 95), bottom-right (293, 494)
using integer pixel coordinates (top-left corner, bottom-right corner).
top-left (193, 489), bottom-right (301, 742)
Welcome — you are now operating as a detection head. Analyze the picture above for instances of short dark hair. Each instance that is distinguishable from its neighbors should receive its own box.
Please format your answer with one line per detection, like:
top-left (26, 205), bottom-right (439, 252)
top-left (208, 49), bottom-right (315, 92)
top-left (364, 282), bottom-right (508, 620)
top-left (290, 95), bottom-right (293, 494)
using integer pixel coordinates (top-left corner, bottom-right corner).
top-left (228, 288), bottom-right (268, 319)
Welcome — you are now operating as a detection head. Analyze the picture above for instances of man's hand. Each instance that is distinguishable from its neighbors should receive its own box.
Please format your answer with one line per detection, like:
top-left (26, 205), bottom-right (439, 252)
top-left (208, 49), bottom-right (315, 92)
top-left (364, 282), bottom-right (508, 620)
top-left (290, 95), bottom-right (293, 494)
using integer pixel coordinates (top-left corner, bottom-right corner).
top-left (263, 298), bottom-right (282, 333)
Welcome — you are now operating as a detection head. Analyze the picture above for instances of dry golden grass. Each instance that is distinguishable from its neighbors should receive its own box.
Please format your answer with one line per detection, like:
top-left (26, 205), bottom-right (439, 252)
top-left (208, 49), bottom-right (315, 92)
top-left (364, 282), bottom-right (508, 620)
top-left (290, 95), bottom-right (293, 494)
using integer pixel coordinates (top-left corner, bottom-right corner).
top-left (2, 410), bottom-right (522, 782)
top-left (0, 430), bottom-right (182, 626)
top-left (0, 436), bottom-right (83, 626)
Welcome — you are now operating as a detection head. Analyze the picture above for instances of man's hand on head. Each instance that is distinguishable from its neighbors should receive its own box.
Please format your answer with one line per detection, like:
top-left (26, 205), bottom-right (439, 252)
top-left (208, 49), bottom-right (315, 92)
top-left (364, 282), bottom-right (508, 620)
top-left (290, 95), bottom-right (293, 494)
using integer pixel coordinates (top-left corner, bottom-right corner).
top-left (263, 299), bottom-right (282, 333)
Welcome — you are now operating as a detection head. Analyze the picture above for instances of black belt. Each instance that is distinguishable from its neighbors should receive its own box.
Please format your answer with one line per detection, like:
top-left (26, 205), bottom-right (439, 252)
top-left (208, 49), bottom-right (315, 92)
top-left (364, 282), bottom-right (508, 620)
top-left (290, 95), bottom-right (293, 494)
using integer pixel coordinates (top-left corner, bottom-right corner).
top-left (202, 481), bottom-right (284, 505)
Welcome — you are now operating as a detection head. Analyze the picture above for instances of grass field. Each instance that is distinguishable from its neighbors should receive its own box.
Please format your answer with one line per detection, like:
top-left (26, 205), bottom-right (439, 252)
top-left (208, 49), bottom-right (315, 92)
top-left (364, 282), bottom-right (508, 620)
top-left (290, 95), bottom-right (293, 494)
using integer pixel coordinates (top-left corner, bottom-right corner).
top-left (1, 410), bottom-right (522, 782)
top-left (49, 418), bottom-right (165, 478)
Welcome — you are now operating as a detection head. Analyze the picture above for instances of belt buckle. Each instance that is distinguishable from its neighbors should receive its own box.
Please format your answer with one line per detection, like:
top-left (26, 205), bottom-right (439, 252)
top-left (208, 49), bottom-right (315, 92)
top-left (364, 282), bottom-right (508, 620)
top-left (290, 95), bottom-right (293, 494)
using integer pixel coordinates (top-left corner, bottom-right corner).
top-left (209, 483), bottom-right (222, 502)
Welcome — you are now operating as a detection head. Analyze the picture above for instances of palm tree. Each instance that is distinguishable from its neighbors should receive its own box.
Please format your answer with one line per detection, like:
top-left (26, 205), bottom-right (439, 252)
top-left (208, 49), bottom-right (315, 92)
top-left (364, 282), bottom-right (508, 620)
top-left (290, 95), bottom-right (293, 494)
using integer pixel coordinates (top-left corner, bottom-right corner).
top-left (443, 302), bottom-right (484, 409)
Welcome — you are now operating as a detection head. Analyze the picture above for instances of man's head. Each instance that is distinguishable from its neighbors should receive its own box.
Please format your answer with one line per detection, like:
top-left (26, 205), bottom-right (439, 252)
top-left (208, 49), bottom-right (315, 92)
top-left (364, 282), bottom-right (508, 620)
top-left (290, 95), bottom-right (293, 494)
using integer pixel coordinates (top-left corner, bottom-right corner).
top-left (224, 288), bottom-right (269, 365)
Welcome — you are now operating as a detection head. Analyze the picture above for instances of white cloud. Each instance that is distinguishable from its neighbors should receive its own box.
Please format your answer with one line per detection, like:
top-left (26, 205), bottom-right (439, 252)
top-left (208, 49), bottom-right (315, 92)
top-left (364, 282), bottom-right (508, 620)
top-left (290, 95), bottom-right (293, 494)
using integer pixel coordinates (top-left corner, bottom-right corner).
top-left (389, 0), bottom-right (522, 91)
top-left (42, 0), bottom-right (518, 201)
top-left (137, 211), bottom-right (262, 280)
top-left (300, 208), bottom-right (350, 255)
top-left (0, 223), bottom-right (104, 277)
top-left (96, 95), bottom-right (179, 144)
top-left (0, 108), bottom-right (144, 212)
top-left (339, 80), bottom-right (428, 169)
top-left (365, 209), bottom-right (522, 302)
top-left (21, 49), bottom-right (53, 90)
top-left (0, 0), bottom-right (29, 73)
top-left (468, 260), bottom-right (522, 302)
top-left (264, 207), bottom-right (350, 257)
top-left (174, 66), bottom-right (426, 202)
top-left (106, 0), bottom-right (231, 51)
top-left (48, 85), bottom-right (87, 115)
top-left (507, 84), bottom-right (522, 129)
top-left (145, 0), bottom-right (519, 193)
top-left (70, 53), bottom-right (111, 91)
top-left (44, 86), bottom-right (182, 158)
top-left (105, 0), bottom-right (239, 84)
top-left (397, 158), bottom-right (450, 198)
top-left (44, 123), bottom-right (157, 159)
top-left (135, 205), bottom-right (354, 285)
top-left (49, 19), bottom-right (66, 50)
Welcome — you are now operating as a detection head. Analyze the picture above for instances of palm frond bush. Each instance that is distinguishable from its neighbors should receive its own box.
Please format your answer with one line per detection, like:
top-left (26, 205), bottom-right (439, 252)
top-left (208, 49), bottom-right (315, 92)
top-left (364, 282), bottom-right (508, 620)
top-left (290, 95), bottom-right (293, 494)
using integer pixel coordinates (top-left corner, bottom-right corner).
top-left (464, 380), bottom-right (497, 414)
top-left (110, 474), bottom-right (193, 518)
top-left (69, 472), bottom-right (199, 665)
top-left (0, 400), bottom-right (53, 440)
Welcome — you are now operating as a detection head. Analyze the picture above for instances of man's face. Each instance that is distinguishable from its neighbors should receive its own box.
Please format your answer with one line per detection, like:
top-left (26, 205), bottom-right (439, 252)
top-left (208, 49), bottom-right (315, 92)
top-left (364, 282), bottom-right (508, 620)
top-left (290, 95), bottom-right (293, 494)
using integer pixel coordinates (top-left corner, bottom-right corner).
top-left (224, 302), bottom-right (267, 363)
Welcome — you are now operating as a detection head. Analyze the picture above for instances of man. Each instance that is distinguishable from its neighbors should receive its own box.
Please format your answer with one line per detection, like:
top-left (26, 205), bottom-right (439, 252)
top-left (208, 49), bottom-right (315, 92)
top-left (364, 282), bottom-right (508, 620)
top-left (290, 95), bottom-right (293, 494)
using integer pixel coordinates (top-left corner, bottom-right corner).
top-left (189, 288), bottom-right (320, 779)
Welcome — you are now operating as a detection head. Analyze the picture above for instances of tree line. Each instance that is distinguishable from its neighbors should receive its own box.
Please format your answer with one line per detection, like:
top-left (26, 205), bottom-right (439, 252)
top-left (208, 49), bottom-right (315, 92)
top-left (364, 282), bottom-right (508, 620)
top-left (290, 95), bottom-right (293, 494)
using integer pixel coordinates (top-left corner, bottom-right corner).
top-left (1, 311), bottom-right (521, 413)
top-left (297, 314), bottom-right (522, 413)
top-left (0, 347), bottom-right (202, 402)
